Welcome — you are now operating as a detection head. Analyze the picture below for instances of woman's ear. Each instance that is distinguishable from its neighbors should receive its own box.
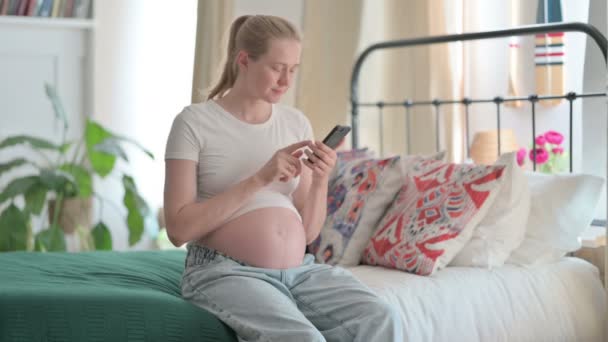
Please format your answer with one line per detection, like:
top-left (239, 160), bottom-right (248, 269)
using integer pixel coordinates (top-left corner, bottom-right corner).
top-left (236, 50), bottom-right (249, 71)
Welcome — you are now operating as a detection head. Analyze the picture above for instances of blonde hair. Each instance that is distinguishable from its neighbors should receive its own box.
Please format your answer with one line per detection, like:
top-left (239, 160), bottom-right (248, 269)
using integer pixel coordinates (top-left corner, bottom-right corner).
top-left (207, 15), bottom-right (301, 100)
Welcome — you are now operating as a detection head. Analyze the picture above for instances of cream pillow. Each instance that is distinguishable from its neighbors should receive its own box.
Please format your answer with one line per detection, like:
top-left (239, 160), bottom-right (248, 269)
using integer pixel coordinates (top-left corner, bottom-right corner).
top-left (450, 152), bottom-right (530, 268)
top-left (507, 172), bottom-right (604, 265)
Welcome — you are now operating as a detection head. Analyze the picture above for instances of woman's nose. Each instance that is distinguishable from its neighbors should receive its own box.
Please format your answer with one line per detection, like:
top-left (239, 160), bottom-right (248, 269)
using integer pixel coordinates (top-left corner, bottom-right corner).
top-left (278, 70), bottom-right (290, 86)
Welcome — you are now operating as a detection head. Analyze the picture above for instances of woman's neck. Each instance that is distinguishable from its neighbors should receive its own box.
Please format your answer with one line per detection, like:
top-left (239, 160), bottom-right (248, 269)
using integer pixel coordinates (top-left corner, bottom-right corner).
top-left (215, 87), bottom-right (271, 124)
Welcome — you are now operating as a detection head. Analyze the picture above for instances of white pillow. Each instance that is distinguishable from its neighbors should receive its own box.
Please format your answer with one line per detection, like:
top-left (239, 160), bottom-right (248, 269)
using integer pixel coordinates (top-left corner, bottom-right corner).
top-left (506, 172), bottom-right (605, 266)
top-left (450, 152), bottom-right (530, 268)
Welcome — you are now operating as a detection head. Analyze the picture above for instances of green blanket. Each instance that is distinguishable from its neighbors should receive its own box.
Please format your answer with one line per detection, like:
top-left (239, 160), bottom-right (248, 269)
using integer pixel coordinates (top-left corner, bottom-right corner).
top-left (0, 250), bottom-right (237, 341)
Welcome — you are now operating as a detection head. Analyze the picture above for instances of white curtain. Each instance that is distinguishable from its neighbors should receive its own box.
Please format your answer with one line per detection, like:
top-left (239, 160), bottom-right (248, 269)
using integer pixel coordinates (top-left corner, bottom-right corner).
top-left (191, 0), bottom-right (234, 103)
top-left (295, 0), bottom-right (363, 143)
top-left (297, 0), bottom-right (465, 161)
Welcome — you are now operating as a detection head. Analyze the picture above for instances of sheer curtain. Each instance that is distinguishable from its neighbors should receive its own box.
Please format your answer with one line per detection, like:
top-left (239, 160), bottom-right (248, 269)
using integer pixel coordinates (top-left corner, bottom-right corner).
top-left (191, 0), bottom-right (234, 103)
top-left (354, 0), bottom-right (465, 161)
top-left (296, 0), bottom-right (464, 161)
top-left (295, 0), bottom-right (363, 143)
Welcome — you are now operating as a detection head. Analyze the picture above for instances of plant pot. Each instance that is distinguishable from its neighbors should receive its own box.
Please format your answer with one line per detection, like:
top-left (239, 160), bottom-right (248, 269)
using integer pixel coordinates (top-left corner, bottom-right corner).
top-left (48, 197), bottom-right (93, 234)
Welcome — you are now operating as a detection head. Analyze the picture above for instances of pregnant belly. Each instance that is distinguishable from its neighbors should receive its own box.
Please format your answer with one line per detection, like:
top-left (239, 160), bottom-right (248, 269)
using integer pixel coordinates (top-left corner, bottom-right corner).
top-left (198, 207), bottom-right (307, 269)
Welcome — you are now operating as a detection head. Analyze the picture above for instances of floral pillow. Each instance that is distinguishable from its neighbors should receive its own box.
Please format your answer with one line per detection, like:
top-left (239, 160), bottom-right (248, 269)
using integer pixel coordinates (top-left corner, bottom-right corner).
top-left (308, 155), bottom-right (402, 266)
top-left (362, 158), bottom-right (506, 275)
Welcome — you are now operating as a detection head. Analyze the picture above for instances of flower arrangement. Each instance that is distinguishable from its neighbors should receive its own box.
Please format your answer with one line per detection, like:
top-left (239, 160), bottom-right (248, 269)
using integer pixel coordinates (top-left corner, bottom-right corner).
top-left (517, 130), bottom-right (568, 173)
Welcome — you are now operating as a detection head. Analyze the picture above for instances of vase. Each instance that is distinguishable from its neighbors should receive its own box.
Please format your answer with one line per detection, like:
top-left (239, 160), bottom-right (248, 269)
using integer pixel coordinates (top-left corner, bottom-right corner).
top-left (48, 197), bottom-right (93, 234)
top-left (469, 129), bottom-right (519, 165)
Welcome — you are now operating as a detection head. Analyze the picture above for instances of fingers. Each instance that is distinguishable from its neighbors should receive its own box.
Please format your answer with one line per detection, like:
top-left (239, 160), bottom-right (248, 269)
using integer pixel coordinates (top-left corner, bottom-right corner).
top-left (282, 140), bottom-right (311, 154)
top-left (306, 141), bottom-right (335, 165)
top-left (303, 149), bottom-right (329, 171)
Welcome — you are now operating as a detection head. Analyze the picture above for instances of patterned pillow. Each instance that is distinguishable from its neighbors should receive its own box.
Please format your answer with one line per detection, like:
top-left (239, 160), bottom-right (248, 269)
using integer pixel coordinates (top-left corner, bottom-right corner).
top-left (362, 158), bottom-right (506, 275)
top-left (329, 148), bottom-right (376, 188)
top-left (308, 155), bottom-right (402, 266)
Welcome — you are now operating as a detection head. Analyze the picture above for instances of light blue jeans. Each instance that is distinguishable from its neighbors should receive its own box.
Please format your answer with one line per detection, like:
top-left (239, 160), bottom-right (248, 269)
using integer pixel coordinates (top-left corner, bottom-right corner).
top-left (181, 243), bottom-right (403, 342)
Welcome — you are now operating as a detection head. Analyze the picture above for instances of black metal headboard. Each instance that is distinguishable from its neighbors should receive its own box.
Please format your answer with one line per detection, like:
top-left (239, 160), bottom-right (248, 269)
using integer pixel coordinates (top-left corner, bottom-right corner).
top-left (348, 21), bottom-right (607, 257)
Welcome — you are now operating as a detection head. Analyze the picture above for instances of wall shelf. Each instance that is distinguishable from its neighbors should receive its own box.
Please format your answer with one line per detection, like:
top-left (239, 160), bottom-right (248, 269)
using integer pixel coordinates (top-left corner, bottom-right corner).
top-left (0, 15), bottom-right (94, 29)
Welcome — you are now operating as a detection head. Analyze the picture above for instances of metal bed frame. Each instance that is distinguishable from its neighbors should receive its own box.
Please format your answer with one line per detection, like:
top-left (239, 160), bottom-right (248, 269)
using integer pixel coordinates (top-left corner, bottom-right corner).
top-left (349, 22), bottom-right (607, 286)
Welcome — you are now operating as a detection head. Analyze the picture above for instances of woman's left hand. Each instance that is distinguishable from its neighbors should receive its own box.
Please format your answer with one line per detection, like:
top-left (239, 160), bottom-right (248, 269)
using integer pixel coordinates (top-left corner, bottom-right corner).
top-left (302, 141), bottom-right (337, 182)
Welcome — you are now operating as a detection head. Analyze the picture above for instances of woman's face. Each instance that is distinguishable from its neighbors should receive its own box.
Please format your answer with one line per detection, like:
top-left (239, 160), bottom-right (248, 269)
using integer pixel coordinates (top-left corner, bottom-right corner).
top-left (240, 39), bottom-right (301, 103)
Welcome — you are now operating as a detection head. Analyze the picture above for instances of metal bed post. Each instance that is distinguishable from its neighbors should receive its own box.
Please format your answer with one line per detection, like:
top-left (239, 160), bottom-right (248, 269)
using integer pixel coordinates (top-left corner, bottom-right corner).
top-left (349, 22), bottom-right (608, 289)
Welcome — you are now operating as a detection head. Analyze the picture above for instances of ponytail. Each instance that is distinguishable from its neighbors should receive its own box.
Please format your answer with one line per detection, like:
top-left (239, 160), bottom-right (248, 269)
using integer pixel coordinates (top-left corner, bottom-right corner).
top-left (207, 15), bottom-right (250, 100)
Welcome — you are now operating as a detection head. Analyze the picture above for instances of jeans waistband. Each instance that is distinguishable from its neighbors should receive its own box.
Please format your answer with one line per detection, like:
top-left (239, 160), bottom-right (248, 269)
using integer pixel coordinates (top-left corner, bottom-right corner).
top-left (185, 243), bottom-right (249, 269)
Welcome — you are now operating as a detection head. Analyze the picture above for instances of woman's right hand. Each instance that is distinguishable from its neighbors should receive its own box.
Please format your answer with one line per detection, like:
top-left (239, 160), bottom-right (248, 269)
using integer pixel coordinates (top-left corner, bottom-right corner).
top-left (254, 141), bottom-right (310, 185)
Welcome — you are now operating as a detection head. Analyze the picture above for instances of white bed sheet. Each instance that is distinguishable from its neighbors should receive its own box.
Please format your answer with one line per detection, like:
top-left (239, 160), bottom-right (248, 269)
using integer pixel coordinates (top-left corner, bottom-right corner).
top-left (348, 257), bottom-right (606, 342)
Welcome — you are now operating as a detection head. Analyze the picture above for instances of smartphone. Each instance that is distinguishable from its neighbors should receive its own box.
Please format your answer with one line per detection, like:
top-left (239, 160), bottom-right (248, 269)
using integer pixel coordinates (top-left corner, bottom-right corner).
top-left (322, 125), bottom-right (351, 149)
top-left (307, 125), bottom-right (351, 164)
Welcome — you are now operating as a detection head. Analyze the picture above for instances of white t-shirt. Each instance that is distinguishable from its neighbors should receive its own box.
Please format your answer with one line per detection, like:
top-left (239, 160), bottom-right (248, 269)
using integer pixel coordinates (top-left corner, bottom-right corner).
top-left (165, 100), bottom-right (314, 222)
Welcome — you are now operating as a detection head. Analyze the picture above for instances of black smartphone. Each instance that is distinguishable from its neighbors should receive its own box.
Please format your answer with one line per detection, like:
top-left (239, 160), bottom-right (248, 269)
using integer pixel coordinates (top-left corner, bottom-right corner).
top-left (322, 125), bottom-right (351, 149)
top-left (307, 125), bottom-right (351, 164)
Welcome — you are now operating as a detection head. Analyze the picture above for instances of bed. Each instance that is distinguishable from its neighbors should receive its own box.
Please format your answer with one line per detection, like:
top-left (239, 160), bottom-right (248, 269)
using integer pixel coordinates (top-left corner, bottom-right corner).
top-left (351, 259), bottom-right (605, 341)
top-left (0, 250), bottom-right (237, 342)
top-left (1, 22), bottom-right (607, 342)
top-left (344, 20), bottom-right (608, 341)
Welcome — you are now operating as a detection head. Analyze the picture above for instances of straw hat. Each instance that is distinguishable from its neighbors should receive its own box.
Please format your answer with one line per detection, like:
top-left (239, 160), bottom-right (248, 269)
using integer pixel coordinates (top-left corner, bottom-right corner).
top-left (470, 129), bottom-right (519, 165)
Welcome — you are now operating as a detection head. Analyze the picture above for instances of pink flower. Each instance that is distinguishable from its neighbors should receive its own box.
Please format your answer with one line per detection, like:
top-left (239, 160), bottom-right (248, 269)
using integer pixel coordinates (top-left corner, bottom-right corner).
top-left (517, 148), bottom-right (527, 166)
top-left (529, 147), bottom-right (549, 164)
top-left (544, 130), bottom-right (563, 145)
top-left (535, 135), bottom-right (546, 146)
top-left (552, 147), bottom-right (564, 155)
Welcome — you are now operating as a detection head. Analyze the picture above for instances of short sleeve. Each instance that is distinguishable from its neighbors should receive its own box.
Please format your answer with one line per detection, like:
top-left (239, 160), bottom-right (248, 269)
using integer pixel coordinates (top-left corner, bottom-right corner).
top-left (164, 111), bottom-right (202, 161)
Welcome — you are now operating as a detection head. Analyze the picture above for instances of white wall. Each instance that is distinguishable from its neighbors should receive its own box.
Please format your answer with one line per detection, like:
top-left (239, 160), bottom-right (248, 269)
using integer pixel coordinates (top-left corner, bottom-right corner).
top-left (582, 0), bottom-right (607, 220)
top-left (0, 21), bottom-right (91, 236)
top-left (93, 0), bottom-right (197, 250)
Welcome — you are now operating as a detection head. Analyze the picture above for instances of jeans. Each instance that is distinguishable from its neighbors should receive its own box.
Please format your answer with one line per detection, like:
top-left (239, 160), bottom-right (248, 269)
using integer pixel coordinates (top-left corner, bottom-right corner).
top-left (181, 243), bottom-right (403, 342)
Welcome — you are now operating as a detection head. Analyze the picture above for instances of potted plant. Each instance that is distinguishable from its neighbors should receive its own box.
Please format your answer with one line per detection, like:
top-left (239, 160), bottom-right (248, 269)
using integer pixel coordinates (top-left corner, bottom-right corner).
top-left (0, 84), bottom-right (154, 252)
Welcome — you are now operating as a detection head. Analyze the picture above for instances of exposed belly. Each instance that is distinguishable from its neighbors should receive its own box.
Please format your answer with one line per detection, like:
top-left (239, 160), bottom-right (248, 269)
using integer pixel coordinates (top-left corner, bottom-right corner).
top-left (198, 207), bottom-right (307, 269)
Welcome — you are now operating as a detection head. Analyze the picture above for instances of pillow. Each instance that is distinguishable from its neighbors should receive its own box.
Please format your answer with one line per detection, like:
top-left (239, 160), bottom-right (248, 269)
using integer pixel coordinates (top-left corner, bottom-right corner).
top-left (308, 155), bottom-right (402, 266)
top-left (506, 172), bottom-right (604, 266)
top-left (362, 158), bottom-right (506, 275)
top-left (450, 152), bottom-right (531, 268)
top-left (329, 148), bottom-right (376, 187)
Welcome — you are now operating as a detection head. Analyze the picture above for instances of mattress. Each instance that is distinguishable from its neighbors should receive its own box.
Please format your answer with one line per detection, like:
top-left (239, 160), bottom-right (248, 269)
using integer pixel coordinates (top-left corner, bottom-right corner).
top-left (349, 257), bottom-right (607, 342)
top-left (0, 250), bottom-right (237, 342)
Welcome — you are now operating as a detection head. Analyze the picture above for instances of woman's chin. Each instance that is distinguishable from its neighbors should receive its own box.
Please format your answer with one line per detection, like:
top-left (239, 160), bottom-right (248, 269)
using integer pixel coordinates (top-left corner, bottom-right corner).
top-left (264, 93), bottom-right (283, 103)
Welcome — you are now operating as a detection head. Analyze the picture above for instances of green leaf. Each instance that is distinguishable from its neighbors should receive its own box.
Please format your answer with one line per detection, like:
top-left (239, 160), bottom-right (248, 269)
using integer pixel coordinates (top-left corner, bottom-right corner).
top-left (24, 185), bottom-right (47, 215)
top-left (127, 211), bottom-right (144, 246)
top-left (59, 141), bottom-right (73, 154)
top-left (93, 138), bottom-right (129, 162)
top-left (44, 83), bottom-right (68, 131)
top-left (39, 169), bottom-right (77, 196)
top-left (34, 225), bottom-right (66, 252)
top-left (59, 163), bottom-right (92, 197)
top-left (85, 120), bottom-right (116, 177)
top-left (0, 158), bottom-right (29, 177)
top-left (0, 204), bottom-right (31, 251)
top-left (0, 175), bottom-right (39, 203)
top-left (91, 222), bottom-right (112, 250)
top-left (123, 175), bottom-right (149, 246)
top-left (0, 135), bottom-right (61, 150)
top-left (113, 134), bottom-right (155, 160)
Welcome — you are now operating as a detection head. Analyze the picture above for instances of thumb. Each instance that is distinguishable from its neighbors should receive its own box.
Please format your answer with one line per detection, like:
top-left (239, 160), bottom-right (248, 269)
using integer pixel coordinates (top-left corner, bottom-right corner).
top-left (292, 150), bottom-right (304, 158)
